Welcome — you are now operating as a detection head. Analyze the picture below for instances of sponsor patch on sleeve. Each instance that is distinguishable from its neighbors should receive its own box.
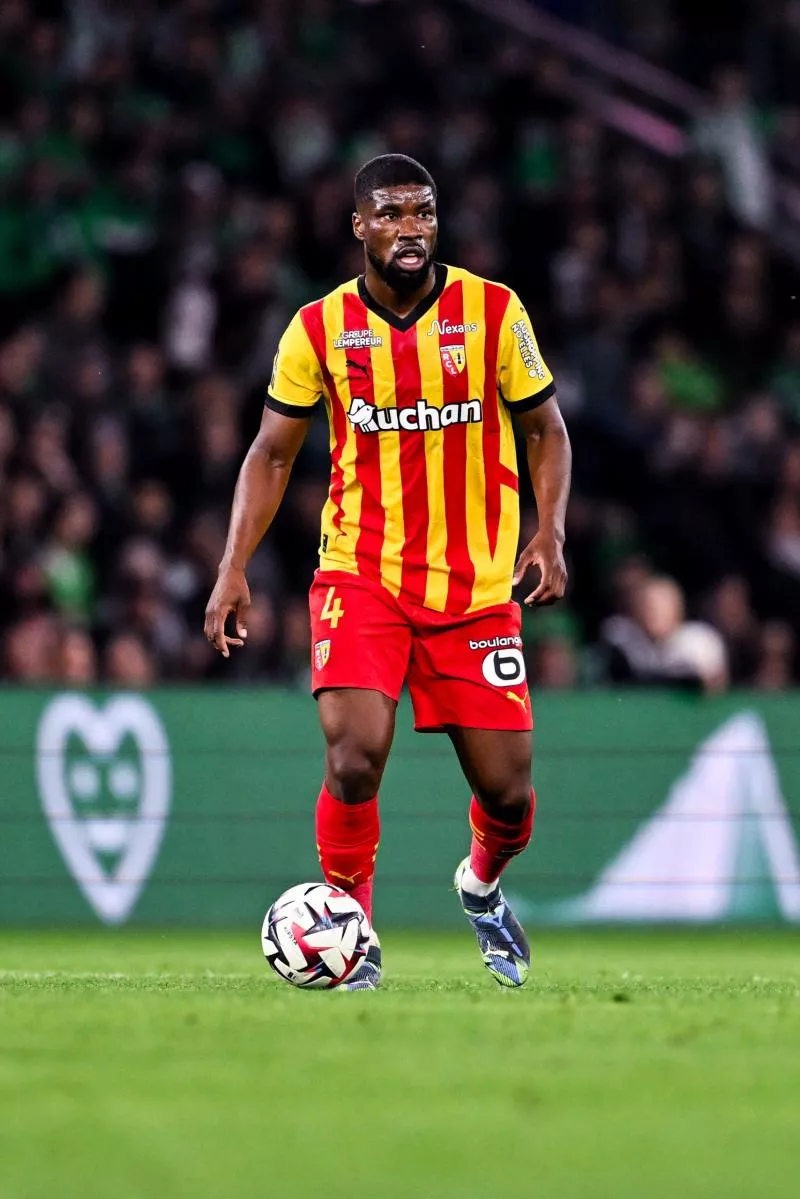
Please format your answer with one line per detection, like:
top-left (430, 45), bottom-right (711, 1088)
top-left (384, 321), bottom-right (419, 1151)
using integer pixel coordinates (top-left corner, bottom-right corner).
top-left (511, 318), bottom-right (547, 380)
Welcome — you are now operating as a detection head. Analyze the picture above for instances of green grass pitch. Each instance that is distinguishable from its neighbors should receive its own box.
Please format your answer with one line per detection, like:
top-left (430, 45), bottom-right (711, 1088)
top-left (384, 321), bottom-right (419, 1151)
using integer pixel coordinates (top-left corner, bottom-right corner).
top-left (1, 928), bottom-right (799, 1199)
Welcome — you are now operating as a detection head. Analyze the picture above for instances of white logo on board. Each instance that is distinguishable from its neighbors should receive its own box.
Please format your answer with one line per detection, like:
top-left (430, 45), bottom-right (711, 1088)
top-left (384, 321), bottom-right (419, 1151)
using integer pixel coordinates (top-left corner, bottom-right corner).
top-left (509, 711), bottom-right (800, 924)
top-left (36, 694), bottom-right (172, 925)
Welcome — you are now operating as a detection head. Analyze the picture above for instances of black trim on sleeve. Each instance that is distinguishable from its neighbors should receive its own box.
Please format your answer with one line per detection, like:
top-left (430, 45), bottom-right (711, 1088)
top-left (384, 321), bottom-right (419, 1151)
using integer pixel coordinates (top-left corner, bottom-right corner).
top-left (265, 393), bottom-right (320, 418)
top-left (503, 381), bottom-right (556, 414)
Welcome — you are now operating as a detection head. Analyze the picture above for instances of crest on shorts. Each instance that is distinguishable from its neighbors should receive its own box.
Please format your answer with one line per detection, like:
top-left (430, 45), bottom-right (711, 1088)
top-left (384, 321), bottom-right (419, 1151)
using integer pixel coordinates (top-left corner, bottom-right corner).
top-left (440, 345), bottom-right (466, 376)
top-left (314, 639), bottom-right (331, 670)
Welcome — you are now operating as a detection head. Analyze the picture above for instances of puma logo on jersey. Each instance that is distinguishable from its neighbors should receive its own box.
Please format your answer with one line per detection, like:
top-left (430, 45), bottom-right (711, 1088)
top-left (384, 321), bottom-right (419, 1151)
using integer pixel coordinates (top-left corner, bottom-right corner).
top-left (506, 690), bottom-right (530, 712)
top-left (348, 395), bottom-right (482, 433)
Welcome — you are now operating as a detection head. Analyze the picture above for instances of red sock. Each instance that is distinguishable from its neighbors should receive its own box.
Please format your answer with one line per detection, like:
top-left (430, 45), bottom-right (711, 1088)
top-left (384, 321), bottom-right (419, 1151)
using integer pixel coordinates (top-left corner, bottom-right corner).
top-left (315, 784), bottom-right (379, 923)
top-left (468, 791), bottom-right (535, 885)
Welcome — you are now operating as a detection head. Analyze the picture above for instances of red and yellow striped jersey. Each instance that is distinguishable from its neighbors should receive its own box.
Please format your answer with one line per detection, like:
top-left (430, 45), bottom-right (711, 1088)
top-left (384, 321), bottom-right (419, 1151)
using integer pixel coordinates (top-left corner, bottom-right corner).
top-left (267, 263), bottom-right (555, 614)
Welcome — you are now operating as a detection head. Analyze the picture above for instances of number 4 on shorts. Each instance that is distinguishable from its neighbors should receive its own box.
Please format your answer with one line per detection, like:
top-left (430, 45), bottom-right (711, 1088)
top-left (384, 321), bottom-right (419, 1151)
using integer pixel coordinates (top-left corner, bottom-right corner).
top-left (321, 586), bottom-right (344, 629)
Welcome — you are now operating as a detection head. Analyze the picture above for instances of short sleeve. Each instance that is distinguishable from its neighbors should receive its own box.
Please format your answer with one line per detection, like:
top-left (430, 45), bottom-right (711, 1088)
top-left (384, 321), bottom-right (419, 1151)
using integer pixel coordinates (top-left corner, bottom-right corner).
top-left (497, 292), bottom-right (555, 412)
top-left (266, 311), bottom-right (323, 416)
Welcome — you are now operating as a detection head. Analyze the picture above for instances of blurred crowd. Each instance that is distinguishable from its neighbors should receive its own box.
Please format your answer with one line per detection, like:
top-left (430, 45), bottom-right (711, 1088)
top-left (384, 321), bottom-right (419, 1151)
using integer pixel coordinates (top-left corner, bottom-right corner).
top-left (1, 0), bottom-right (800, 690)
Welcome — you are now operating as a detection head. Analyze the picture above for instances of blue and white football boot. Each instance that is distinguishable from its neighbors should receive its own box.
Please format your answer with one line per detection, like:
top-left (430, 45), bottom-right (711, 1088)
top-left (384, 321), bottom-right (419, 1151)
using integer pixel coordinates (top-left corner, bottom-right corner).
top-left (342, 934), bottom-right (382, 991)
top-left (454, 858), bottom-right (530, 988)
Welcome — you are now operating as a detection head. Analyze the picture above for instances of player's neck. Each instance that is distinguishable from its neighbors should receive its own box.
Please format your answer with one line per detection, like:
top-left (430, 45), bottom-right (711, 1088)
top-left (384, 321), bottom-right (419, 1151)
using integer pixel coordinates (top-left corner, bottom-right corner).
top-left (362, 263), bottom-right (437, 320)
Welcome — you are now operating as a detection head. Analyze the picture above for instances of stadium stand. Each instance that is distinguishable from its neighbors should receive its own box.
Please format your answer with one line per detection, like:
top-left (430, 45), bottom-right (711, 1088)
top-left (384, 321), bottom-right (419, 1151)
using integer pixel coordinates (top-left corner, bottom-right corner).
top-left (1, 0), bottom-right (799, 687)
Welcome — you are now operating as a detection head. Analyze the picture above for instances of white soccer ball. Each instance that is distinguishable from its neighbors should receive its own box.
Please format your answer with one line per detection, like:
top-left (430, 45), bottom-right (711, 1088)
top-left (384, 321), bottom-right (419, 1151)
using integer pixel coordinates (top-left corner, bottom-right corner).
top-left (261, 882), bottom-right (371, 989)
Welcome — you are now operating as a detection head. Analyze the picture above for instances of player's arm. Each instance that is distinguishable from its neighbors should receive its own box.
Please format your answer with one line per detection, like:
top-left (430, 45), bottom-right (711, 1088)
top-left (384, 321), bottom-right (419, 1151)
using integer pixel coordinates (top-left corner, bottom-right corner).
top-left (204, 408), bottom-right (310, 655)
top-left (513, 398), bottom-right (571, 605)
top-left (497, 293), bottom-right (572, 606)
top-left (205, 313), bottom-right (322, 656)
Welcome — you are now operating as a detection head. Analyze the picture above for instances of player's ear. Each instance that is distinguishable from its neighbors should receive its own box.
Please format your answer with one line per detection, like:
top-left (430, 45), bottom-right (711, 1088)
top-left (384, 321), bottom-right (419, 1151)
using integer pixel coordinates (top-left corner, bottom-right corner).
top-left (352, 210), bottom-right (365, 242)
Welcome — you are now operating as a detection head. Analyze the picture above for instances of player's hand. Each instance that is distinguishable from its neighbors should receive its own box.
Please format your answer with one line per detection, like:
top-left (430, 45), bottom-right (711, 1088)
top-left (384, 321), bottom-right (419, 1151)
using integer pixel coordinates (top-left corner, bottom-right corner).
top-left (513, 532), bottom-right (567, 606)
top-left (204, 566), bottom-right (251, 658)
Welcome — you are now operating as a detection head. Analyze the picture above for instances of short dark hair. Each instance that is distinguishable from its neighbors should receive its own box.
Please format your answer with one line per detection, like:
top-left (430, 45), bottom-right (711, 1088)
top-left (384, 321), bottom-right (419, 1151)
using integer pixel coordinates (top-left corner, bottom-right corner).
top-left (354, 154), bottom-right (437, 207)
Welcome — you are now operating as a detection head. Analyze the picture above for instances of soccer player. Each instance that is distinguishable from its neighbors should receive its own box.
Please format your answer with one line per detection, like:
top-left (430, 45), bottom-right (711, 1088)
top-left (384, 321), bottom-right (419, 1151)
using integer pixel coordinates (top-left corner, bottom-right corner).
top-left (205, 155), bottom-right (571, 989)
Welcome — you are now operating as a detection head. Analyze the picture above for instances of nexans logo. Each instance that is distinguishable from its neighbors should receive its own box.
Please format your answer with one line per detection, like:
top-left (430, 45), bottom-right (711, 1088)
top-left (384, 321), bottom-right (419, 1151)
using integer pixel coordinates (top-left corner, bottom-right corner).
top-left (348, 396), bottom-right (483, 433)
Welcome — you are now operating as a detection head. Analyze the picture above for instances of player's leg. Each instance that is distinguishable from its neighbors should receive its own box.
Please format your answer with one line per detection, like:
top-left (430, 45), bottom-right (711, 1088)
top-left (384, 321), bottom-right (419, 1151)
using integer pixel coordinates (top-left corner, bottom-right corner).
top-left (450, 727), bottom-right (535, 895)
top-left (316, 687), bottom-right (395, 920)
top-left (406, 600), bottom-right (534, 986)
top-left (450, 727), bottom-right (534, 988)
top-left (316, 688), bottom-right (395, 991)
top-left (308, 571), bottom-right (411, 991)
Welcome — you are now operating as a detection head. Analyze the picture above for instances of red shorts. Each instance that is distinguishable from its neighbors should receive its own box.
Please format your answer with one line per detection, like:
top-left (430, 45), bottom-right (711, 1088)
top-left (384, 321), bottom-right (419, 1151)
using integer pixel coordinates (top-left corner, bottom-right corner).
top-left (309, 570), bottom-right (532, 733)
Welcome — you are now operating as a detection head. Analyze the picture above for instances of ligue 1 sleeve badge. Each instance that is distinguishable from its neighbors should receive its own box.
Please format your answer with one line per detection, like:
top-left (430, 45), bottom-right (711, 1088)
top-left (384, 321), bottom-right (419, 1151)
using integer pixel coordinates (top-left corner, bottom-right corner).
top-left (440, 345), bottom-right (466, 376)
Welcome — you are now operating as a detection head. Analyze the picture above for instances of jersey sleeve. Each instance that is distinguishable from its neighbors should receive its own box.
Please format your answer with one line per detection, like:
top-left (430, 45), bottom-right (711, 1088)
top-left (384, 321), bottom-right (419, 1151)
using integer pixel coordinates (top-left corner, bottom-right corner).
top-left (265, 311), bottom-right (323, 416)
top-left (497, 292), bottom-right (556, 412)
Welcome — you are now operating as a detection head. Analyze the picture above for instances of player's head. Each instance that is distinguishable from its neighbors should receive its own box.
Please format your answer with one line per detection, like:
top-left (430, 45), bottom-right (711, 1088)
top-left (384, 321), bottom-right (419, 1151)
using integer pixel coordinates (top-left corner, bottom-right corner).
top-left (353, 154), bottom-right (438, 295)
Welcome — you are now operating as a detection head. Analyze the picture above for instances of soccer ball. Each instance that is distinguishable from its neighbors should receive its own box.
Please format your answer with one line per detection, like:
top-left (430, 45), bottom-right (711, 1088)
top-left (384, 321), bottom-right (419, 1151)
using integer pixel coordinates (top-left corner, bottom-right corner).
top-left (261, 882), bottom-right (371, 989)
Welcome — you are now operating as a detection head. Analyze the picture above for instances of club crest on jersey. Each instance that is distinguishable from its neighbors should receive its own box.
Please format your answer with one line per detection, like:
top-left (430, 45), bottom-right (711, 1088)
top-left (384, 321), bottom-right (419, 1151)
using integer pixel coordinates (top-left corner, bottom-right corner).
top-left (440, 345), bottom-right (466, 376)
top-left (314, 639), bottom-right (331, 670)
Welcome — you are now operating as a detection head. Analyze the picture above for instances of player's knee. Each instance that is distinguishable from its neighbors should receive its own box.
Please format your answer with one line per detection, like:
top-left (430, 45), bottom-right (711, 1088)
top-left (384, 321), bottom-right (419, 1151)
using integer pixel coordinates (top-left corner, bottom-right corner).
top-left (475, 776), bottom-right (532, 823)
top-left (326, 738), bottom-right (386, 804)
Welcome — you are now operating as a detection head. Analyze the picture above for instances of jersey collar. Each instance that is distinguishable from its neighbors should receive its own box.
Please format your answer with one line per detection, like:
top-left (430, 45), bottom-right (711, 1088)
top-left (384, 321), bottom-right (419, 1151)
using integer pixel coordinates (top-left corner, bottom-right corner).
top-left (357, 262), bottom-right (448, 333)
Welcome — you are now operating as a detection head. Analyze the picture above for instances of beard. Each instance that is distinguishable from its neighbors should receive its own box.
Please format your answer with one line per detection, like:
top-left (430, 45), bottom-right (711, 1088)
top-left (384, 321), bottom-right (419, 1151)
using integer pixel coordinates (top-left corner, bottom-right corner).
top-left (367, 244), bottom-right (436, 296)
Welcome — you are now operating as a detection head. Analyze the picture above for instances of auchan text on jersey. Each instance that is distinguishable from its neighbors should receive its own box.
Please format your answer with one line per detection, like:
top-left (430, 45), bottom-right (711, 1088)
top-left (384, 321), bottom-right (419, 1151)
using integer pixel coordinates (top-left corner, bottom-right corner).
top-left (348, 396), bottom-right (483, 433)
